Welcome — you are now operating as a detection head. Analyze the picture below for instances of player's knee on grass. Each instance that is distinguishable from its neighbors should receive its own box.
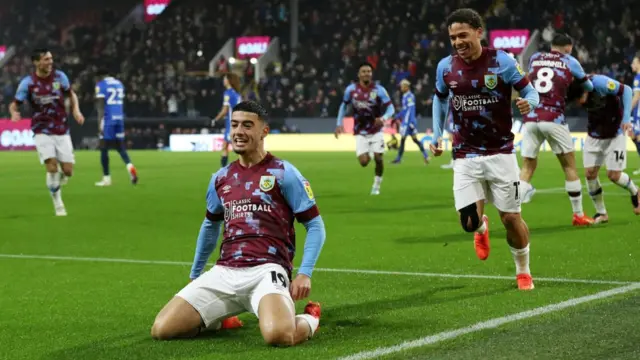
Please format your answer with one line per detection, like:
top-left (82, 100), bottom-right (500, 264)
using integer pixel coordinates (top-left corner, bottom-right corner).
top-left (606, 170), bottom-right (622, 183)
top-left (151, 296), bottom-right (203, 340)
top-left (258, 294), bottom-right (296, 346)
top-left (459, 203), bottom-right (480, 232)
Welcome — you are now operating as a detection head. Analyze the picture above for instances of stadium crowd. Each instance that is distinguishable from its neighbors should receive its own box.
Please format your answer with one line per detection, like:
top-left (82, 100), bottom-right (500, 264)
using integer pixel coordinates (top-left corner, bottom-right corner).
top-left (1, 0), bottom-right (640, 121)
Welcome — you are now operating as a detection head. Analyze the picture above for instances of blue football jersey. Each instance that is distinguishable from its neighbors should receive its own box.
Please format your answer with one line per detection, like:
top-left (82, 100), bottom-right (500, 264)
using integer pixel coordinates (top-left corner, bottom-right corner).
top-left (223, 88), bottom-right (241, 121)
top-left (632, 74), bottom-right (640, 122)
top-left (95, 77), bottom-right (125, 124)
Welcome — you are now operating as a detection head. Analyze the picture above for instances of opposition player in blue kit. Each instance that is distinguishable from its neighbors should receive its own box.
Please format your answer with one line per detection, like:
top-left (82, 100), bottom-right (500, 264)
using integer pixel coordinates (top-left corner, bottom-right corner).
top-left (630, 53), bottom-right (640, 175)
top-left (212, 73), bottom-right (242, 168)
top-left (581, 74), bottom-right (640, 222)
top-left (94, 68), bottom-right (138, 186)
top-left (391, 79), bottom-right (429, 164)
top-left (430, 8), bottom-right (539, 290)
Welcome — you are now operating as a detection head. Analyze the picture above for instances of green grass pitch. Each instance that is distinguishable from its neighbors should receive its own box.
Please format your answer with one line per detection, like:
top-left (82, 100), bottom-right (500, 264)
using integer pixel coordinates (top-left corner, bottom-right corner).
top-left (1, 150), bottom-right (639, 360)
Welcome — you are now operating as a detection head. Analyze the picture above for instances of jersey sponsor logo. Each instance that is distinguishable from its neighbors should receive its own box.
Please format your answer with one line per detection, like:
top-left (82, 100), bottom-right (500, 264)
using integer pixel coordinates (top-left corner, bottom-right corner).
top-left (452, 94), bottom-right (500, 112)
top-left (303, 180), bottom-right (314, 200)
top-left (634, 79), bottom-right (639, 88)
top-left (259, 175), bottom-right (275, 191)
top-left (515, 62), bottom-right (526, 76)
top-left (607, 80), bottom-right (616, 91)
top-left (449, 81), bottom-right (458, 88)
top-left (223, 198), bottom-right (273, 222)
top-left (484, 74), bottom-right (498, 90)
top-left (222, 184), bottom-right (231, 194)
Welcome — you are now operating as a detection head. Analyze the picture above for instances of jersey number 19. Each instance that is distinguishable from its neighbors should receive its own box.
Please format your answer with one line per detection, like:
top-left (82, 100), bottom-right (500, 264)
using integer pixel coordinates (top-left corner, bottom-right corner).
top-left (533, 67), bottom-right (554, 94)
top-left (107, 88), bottom-right (124, 105)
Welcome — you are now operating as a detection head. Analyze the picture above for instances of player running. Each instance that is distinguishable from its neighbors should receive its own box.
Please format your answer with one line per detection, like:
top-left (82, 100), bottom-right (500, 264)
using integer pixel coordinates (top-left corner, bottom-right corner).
top-left (630, 53), bottom-right (640, 175)
top-left (519, 33), bottom-right (594, 226)
top-left (94, 68), bottom-right (138, 186)
top-left (581, 74), bottom-right (640, 222)
top-left (10, 48), bottom-right (85, 216)
top-left (335, 62), bottom-right (395, 195)
top-left (152, 101), bottom-right (326, 346)
top-left (212, 73), bottom-right (242, 168)
top-left (392, 79), bottom-right (429, 164)
top-left (431, 9), bottom-right (539, 290)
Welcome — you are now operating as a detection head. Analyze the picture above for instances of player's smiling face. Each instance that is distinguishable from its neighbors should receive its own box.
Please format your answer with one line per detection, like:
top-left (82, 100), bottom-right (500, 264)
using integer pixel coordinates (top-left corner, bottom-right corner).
top-left (448, 22), bottom-right (482, 61)
top-left (230, 111), bottom-right (269, 154)
top-left (358, 66), bottom-right (373, 85)
top-left (35, 52), bottom-right (53, 75)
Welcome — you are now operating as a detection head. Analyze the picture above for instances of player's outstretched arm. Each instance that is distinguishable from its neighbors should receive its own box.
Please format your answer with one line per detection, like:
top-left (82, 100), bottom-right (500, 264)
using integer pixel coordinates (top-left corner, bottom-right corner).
top-left (281, 162), bottom-right (326, 300)
top-left (189, 217), bottom-right (222, 280)
top-left (293, 215), bottom-right (326, 300)
top-left (10, 77), bottom-right (29, 122)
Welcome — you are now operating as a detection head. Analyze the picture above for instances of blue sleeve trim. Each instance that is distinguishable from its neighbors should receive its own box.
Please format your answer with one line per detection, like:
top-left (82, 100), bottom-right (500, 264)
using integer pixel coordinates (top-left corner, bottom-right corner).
top-left (189, 219), bottom-right (222, 279)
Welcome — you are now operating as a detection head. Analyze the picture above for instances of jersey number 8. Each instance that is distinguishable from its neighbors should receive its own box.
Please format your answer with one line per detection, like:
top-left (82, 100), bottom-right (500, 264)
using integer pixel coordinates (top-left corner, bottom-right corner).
top-left (107, 88), bottom-right (124, 105)
top-left (533, 67), bottom-right (555, 94)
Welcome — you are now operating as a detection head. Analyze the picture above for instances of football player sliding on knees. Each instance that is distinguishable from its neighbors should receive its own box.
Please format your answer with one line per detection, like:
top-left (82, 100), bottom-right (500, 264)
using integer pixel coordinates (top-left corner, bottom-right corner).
top-left (430, 8), bottom-right (539, 291)
top-left (151, 101), bottom-right (326, 346)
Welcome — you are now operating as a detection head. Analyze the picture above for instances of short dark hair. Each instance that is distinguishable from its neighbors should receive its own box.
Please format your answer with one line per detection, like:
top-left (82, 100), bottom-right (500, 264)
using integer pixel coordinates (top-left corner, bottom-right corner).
top-left (446, 8), bottom-right (484, 29)
top-left (358, 62), bottom-right (373, 71)
top-left (96, 67), bottom-right (109, 77)
top-left (232, 100), bottom-right (269, 122)
top-left (31, 48), bottom-right (50, 62)
top-left (551, 33), bottom-right (573, 47)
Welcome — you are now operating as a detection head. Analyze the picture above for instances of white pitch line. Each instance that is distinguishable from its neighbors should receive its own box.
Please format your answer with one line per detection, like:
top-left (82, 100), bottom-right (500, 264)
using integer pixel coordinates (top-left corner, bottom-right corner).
top-left (0, 254), bottom-right (634, 285)
top-left (338, 282), bottom-right (640, 360)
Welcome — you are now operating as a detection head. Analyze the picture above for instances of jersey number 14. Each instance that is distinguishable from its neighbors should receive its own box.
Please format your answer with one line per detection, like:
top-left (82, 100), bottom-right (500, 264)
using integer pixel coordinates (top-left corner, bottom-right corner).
top-left (533, 67), bottom-right (554, 94)
top-left (107, 88), bottom-right (124, 105)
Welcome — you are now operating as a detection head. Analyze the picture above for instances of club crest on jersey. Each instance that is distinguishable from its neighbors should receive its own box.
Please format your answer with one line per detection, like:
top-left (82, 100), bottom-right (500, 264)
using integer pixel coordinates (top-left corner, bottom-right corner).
top-left (259, 175), bottom-right (276, 192)
top-left (607, 80), bottom-right (616, 91)
top-left (303, 180), bottom-right (314, 200)
top-left (484, 74), bottom-right (498, 90)
top-left (369, 91), bottom-right (377, 100)
top-left (52, 82), bottom-right (60, 91)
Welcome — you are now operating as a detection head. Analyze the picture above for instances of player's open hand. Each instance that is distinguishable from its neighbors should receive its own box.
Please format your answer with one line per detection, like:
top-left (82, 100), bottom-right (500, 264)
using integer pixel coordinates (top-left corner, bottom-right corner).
top-left (334, 126), bottom-right (344, 139)
top-left (429, 141), bottom-right (443, 157)
top-left (10, 112), bottom-right (21, 122)
top-left (290, 274), bottom-right (311, 301)
top-left (515, 97), bottom-right (531, 115)
top-left (74, 110), bottom-right (85, 125)
top-left (622, 123), bottom-right (633, 137)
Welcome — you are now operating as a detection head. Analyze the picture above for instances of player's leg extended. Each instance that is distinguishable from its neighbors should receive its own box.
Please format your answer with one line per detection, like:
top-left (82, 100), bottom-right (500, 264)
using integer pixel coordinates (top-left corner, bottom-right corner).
top-left (519, 122), bottom-right (543, 203)
top-left (372, 152), bottom-right (384, 195)
top-left (115, 139), bottom-right (138, 184)
top-left (606, 169), bottom-right (640, 215)
top-left (96, 139), bottom-right (112, 186)
top-left (36, 134), bottom-right (66, 216)
top-left (392, 136), bottom-right (408, 163)
top-left (557, 152), bottom-right (593, 225)
top-left (454, 158), bottom-right (490, 259)
top-left (410, 134), bottom-right (429, 164)
top-left (585, 166), bottom-right (608, 223)
top-left (258, 294), bottom-right (320, 346)
top-left (499, 210), bottom-right (533, 290)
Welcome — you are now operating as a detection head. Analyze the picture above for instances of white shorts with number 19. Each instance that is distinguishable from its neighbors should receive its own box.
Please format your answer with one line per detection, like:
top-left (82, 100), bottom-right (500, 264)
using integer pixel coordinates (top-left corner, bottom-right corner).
top-left (176, 263), bottom-right (294, 328)
top-left (453, 153), bottom-right (522, 213)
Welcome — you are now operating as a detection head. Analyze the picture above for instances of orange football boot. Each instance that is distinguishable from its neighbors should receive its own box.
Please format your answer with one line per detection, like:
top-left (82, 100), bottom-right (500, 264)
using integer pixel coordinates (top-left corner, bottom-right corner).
top-left (220, 316), bottom-right (243, 329)
top-left (516, 273), bottom-right (535, 290)
top-left (474, 215), bottom-right (490, 260)
top-left (572, 213), bottom-right (594, 226)
top-left (304, 301), bottom-right (321, 333)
